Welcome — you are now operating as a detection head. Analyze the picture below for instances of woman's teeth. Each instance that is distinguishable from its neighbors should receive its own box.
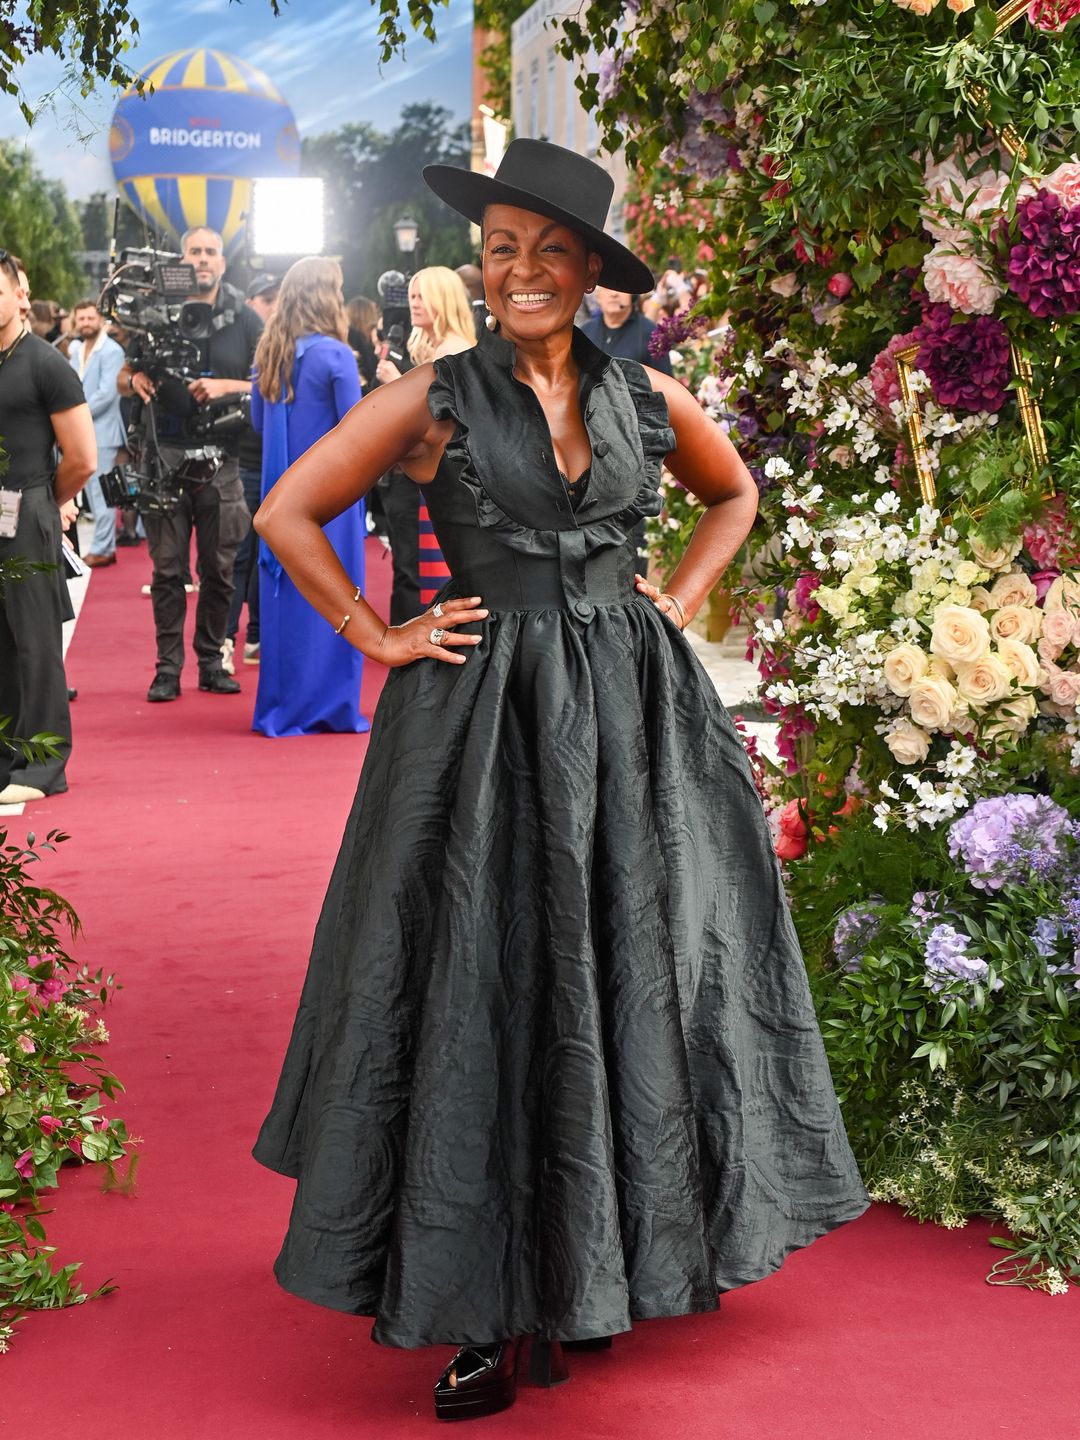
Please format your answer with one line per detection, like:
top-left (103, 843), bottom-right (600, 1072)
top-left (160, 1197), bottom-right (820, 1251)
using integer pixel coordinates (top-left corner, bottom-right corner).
top-left (510, 292), bottom-right (554, 304)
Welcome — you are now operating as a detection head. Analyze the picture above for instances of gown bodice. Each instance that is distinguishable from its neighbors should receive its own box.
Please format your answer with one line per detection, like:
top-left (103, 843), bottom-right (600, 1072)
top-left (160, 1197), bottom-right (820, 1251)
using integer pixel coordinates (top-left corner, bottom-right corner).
top-left (424, 329), bottom-right (673, 616)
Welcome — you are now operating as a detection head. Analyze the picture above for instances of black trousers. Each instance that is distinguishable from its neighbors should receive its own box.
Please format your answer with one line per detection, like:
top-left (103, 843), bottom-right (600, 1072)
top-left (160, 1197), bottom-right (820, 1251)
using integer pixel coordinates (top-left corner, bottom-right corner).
top-left (143, 457), bottom-right (249, 678)
top-left (0, 486), bottom-right (71, 794)
top-left (378, 468), bottom-right (422, 627)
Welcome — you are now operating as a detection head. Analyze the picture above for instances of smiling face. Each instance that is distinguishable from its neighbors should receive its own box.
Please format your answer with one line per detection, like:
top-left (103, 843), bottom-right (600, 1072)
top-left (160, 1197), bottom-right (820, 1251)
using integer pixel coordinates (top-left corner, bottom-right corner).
top-left (481, 203), bottom-right (602, 343)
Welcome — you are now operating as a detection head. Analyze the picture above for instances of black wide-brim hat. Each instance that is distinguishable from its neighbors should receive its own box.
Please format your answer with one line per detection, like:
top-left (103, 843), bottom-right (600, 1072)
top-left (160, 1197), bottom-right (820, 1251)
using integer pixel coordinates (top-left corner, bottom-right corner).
top-left (423, 139), bottom-right (655, 295)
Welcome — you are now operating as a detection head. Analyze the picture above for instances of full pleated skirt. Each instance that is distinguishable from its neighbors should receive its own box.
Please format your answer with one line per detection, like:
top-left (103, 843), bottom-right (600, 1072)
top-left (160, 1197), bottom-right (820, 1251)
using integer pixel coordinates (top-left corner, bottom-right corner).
top-left (252, 597), bottom-right (869, 1347)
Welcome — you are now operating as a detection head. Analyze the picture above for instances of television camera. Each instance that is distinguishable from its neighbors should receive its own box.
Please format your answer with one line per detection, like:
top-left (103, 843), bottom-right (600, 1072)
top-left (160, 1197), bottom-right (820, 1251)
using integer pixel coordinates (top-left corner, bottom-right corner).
top-left (97, 247), bottom-right (251, 515)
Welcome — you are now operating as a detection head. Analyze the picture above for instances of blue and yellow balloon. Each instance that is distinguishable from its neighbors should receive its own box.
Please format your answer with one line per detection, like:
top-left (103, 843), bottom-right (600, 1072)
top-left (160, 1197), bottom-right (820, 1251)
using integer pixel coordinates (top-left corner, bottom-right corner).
top-left (110, 48), bottom-right (300, 256)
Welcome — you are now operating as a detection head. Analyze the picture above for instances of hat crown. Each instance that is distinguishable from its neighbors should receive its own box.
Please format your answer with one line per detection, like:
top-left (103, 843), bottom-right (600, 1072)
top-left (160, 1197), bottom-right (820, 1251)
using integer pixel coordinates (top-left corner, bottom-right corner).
top-left (490, 139), bottom-right (614, 233)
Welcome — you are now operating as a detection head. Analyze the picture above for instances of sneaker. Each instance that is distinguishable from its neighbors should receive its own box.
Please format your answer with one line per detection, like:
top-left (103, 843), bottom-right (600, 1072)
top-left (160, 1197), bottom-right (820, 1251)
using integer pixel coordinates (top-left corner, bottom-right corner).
top-left (221, 637), bottom-right (236, 676)
top-left (243, 642), bottom-right (260, 665)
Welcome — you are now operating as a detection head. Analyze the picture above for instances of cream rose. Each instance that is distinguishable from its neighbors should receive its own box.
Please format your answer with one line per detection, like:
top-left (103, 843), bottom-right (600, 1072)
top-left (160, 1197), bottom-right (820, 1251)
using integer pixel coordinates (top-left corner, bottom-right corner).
top-left (908, 674), bottom-right (958, 731)
top-left (893, 0), bottom-right (939, 13)
top-left (989, 570), bottom-right (1037, 610)
top-left (922, 243), bottom-right (1005, 316)
top-left (995, 638), bottom-right (1041, 689)
top-left (948, 703), bottom-right (977, 736)
top-left (953, 560), bottom-right (984, 588)
top-left (990, 693), bottom-right (1039, 735)
top-left (968, 534), bottom-right (1022, 572)
top-left (930, 605), bottom-right (991, 665)
top-left (1042, 574), bottom-right (1080, 612)
top-left (947, 0), bottom-right (974, 10)
top-left (885, 718), bottom-right (932, 766)
top-left (1040, 607), bottom-right (1075, 657)
top-left (883, 643), bottom-right (930, 697)
top-left (969, 586), bottom-right (993, 614)
top-left (990, 604), bottom-right (1042, 645)
top-left (928, 656), bottom-right (956, 680)
top-left (954, 653), bottom-right (1014, 707)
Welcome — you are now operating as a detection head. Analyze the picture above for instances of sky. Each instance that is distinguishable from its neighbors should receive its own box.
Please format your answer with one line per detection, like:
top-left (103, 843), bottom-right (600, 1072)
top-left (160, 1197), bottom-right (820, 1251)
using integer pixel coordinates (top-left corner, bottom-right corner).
top-left (0, 0), bottom-right (473, 200)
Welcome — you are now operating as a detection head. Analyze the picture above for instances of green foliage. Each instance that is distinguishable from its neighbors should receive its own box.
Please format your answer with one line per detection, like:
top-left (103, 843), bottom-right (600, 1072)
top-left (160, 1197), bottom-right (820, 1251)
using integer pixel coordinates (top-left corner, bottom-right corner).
top-left (0, 142), bottom-right (86, 303)
top-left (0, 0), bottom-right (140, 123)
top-left (0, 826), bottom-right (133, 1353)
top-left (301, 103), bottom-right (472, 298)
top-left (474, 0), bottom-right (534, 121)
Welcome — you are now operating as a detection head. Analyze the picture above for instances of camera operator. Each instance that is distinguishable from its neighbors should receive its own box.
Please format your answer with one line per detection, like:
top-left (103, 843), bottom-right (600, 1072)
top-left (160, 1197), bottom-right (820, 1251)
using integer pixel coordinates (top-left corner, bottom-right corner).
top-left (119, 226), bottom-right (262, 702)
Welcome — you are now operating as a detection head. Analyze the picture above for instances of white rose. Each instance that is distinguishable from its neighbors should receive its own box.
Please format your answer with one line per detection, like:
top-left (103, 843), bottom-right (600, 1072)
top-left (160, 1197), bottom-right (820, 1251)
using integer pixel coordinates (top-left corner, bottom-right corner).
top-left (948, 703), bottom-right (977, 736)
top-left (1042, 574), bottom-right (1080, 613)
top-left (885, 718), bottom-right (932, 766)
top-left (909, 674), bottom-right (958, 731)
top-left (954, 653), bottom-right (1014, 707)
top-left (858, 575), bottom-right (882, 596)
top-left (883, 643), bottom-right (930, 697)
top-left (987, 692), bottom-right (1038, 736)
top-left (989, 570), bottom-right (1037, 610)
top-left (969, 586), bottom-right (993, 614)
top-left (995, 638), bottom-right (1041, 689)
top-left (953, 560), bottom-right (984, 588)
top-left (968, 534), bottom-right (1022, 572)
top-left (930, 605), bottom-right (991, 666)
top-left (990, 604), bottom-right (1042, 645)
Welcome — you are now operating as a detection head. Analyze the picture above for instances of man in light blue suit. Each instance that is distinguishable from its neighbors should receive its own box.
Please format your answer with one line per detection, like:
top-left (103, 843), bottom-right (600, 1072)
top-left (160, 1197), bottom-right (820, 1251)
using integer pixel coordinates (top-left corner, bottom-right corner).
top-left (68, 298), bottom-right (127, 566)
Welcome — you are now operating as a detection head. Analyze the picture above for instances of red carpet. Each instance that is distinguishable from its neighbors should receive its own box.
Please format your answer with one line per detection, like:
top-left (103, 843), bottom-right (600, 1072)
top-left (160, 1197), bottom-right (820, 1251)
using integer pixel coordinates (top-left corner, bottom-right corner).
top-left (2, 538), bottom-right (1075, 1438)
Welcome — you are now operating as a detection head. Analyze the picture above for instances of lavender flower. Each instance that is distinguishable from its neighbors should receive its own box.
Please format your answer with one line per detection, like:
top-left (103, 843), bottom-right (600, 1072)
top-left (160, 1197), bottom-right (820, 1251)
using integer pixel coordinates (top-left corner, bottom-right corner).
top-left (924, 923), bottom-right (991, 992)
top-left (647, 311), bottom-right (710, 360)
top-left (947, 794), bottom-right (1072, 891)
top-left (1007, 191), bottom-right (1080, 319)
top-left (833, 900), bottom-right (885, 972)
top-left (914, 304), bottom-right (1011, 413)
top-left (660, 88), bottom-right (733, 181)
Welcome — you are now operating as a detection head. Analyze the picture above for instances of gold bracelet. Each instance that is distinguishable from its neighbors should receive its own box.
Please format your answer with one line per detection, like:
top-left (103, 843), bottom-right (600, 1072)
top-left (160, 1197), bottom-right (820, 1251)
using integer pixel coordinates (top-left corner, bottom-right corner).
top-left (332, 586), bottom-right (362, 635)
top-left (661, 592), bottom-right (687, 628)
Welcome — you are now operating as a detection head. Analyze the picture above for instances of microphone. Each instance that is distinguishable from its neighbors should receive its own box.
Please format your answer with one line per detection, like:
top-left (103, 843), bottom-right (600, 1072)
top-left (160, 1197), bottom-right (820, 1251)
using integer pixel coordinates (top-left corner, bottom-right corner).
top-left (386, 323), bottom-right (406, 369)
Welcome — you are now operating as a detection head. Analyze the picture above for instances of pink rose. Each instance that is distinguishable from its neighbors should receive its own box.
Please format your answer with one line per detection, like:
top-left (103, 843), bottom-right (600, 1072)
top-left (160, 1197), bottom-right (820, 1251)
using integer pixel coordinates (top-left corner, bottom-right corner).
top-left (922, 243), bottom-right (1005, 315)
top-left (1045, 666), bottom-right (1080, 707)
top-left (67, 1135), bottom-right (84, 1159)
top-left (827, 272), bottom-right (853, 299)
top-left (1041, 607), bottom-right (1075, 655)
top-left (11, 974), bottom-right (39, 999)
top-left (38, 1115), bottom-right (62, 1135)
top-left (1043, 162), bottom-right (1080, 211)
top-left (16, 1034), bottom-right (35, 1055)
top-left (1032, 569), bottom-right (1061, 602)
top-left (0, 1202), bottom-right (15, 1214)
top-left (37, 977), bottom-right (68, 1004)
top-left (893, 0), bottom-right (940, 14)
top-left (14, 1150), bottom-right (34, 1180)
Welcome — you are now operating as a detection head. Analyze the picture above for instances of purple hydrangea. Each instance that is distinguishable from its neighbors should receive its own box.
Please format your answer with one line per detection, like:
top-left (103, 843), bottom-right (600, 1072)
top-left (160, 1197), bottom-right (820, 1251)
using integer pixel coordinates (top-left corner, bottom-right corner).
top-left (910, 890), bottom-right (945, 925)
top-left (833, 899), bottom-right (885, 972)
top-left (914, 304), bottom-right (1011, 413)
top-left (1033, 915), bottom-right (1067, 957)
top-left (924, 923), bottom-right (991, 992)
top-left (1007, 190), bottom-right (1080, 319)
top-left (947, 794), bottom-right (1072, 891)
top-left (660, 89), bottom-right (733, 181)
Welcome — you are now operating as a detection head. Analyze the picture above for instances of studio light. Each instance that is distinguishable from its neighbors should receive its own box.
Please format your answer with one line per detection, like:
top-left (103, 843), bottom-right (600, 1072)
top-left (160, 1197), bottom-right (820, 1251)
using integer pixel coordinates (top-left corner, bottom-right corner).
top-left (250, 177), bottom-right (325, 256)
top-left (393, 214), bottom-right (420, 256)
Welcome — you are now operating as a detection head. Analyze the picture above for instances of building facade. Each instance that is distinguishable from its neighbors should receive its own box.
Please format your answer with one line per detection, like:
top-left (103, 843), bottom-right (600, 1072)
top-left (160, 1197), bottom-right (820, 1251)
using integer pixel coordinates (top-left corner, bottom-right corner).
top-left (508, 0), bottom-right (628, 244)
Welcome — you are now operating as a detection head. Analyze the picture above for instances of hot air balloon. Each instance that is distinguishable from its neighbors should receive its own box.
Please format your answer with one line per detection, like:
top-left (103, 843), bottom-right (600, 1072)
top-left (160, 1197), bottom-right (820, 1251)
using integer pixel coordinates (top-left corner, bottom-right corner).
top-left (109, 47), bottom-right (301, 255)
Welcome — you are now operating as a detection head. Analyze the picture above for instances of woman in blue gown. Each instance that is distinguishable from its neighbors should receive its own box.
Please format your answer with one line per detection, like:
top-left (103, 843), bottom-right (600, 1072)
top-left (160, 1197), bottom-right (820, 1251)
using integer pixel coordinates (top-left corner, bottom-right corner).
top-left (251, 257), bottom-right (368, 736)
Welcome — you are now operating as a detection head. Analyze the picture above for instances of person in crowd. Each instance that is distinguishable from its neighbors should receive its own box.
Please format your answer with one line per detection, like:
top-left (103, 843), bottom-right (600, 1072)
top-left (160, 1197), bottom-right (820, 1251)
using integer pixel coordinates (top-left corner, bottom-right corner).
top-left (374, 266), bottom-right (477, 620)
top-left (246, 273), bottom-right (279, 324)
top-left (0, 250), bottom-right (96, 804)
top-left (250, 255), bottom-right (366, 737)
top-left (580, 285), bottom-right (673, 375)
top-left (67, 298), bottom-right (127, 568)
top-left (645, 255), bottom-right (691, 318)
top-left (251, 139), bottom-right (868, 1421)
top-left (345, 295), bottom-right (380, 391)
top-left (455, 262), bottom-right (487, 338)
top-left (220, 278), bottom-right (280, 675)
top-left (119, 225), bottom-right (261, 702)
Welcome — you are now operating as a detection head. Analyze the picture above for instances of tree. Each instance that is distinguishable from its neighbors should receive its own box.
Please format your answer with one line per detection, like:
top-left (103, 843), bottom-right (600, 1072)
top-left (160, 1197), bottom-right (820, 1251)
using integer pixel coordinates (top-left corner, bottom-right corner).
top-left (76, 191), bottom-right (150, 253)
top-left (0, 0), bottom-right (140, 121)
top-left (0, 143), bottom-right (84, 302)
top-left (302, 102), bottom-right (472, 299)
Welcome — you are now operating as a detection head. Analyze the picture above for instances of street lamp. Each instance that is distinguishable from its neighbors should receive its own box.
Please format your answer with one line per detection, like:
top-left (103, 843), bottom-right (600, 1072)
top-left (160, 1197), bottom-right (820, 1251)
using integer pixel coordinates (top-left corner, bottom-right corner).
top-left (393, 214), bottom-right (421, 257)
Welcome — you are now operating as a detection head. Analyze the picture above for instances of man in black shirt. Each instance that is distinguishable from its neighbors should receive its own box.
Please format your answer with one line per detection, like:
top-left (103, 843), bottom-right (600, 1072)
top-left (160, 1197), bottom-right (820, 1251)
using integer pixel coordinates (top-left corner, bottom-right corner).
top-left (579, 286), bottom-right (673, 376)
top-left (120, 226), bottom-right (262, 702)
top-left (0, 250), bottom-right (97, 803)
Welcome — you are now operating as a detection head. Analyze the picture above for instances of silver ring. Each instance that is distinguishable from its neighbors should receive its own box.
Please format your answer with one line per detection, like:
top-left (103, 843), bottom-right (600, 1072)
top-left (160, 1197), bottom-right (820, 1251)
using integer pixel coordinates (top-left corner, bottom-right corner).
top-left (430, 627), bottom-right (447, 646)
top-left (432, 601), bottom-right (445, 618)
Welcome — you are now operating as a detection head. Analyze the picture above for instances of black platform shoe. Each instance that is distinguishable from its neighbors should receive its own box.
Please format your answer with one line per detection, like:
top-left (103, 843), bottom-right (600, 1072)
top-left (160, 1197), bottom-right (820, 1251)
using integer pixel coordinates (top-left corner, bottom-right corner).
top-left (434, 1338), bottom-right (569, 1422)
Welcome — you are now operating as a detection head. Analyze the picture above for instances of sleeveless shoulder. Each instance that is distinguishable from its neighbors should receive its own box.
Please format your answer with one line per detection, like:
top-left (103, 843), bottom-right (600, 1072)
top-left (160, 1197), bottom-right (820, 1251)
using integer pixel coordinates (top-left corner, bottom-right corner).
top-left (611, 357), bottom-right (676, 464)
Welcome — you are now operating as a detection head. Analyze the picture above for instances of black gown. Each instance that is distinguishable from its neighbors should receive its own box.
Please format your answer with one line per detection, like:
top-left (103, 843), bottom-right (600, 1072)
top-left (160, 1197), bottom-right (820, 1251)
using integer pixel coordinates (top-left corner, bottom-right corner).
top-left (252, 329), bottom-right (869, 1349)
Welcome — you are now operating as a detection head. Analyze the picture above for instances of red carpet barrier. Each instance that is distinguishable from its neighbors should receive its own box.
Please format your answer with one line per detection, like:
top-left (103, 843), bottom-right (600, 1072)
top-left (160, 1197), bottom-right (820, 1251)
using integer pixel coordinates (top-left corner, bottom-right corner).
top-left (2, 537), bottom-right (1075, 1438)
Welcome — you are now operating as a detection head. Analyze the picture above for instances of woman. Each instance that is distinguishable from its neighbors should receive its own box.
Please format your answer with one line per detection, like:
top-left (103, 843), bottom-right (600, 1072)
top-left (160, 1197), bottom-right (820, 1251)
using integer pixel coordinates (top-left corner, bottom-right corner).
top-left (345, 294), bottom-right (380, 391)
top-left (252, 141), bottom-right (868, 1420)
top-left (251, 256), bottom-right (367, 737)
top-left (375, 264), bottom-right (475, 383)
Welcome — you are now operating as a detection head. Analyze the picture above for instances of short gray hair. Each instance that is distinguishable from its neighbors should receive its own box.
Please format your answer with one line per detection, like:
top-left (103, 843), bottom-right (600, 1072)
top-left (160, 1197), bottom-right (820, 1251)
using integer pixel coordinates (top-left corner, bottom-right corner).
top-left (180, 225), bottom-right (225, 252)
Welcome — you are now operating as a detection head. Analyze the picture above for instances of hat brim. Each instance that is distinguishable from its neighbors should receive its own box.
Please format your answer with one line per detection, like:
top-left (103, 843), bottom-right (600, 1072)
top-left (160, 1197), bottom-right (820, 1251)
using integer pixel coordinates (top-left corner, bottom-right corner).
top-left (423, 164), bottom-right (655, 295)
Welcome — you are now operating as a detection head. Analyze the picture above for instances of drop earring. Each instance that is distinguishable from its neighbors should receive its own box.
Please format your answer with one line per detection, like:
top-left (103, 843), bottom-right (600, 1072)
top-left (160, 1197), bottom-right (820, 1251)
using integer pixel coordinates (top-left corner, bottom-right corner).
top-left (484, 310), bottom-right (499, 332)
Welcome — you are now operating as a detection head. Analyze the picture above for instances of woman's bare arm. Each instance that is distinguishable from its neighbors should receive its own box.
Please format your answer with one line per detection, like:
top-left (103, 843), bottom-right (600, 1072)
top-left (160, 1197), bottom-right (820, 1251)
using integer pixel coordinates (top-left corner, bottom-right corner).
top-left (633, 365), bottom-right (759, 627)
top-left (254, 362), bottom-right (488, 667)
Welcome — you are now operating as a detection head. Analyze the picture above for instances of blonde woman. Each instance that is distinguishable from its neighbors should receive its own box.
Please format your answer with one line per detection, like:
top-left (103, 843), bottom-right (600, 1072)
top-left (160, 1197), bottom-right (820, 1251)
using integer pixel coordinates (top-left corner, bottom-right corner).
top-left (251, 256), bottom-right (367, 736)
top-left (375, 265), bottom-right (475, 383)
